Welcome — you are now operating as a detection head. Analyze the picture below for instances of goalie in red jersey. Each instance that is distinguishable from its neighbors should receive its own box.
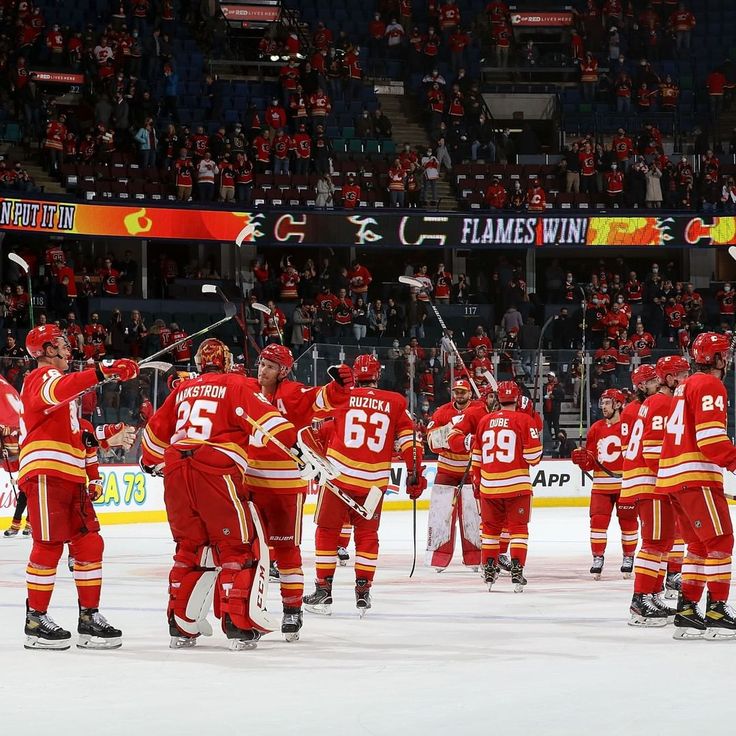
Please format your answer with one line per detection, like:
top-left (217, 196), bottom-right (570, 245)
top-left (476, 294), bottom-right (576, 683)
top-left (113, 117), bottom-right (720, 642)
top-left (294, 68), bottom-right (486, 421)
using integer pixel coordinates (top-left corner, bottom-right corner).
top-left (657, 333), bottom-right (736, 640)
top-left (303, 354), bottom-right (425, 616)
top-left (572, 388), bottom-right (637, 580)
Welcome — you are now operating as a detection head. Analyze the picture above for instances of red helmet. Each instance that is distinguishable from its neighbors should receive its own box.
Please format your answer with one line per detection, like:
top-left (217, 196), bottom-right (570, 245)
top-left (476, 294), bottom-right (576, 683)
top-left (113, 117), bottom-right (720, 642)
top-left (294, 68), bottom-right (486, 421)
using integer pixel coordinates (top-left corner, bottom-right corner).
top-left (655, 354), bottom-right (690, 383)
top-left (496, 380), bottom-right (521, 404)
top-left (260, 343), bottom-right (294, 378)
top-left (600, 388), bottom-right (625, 406)
top-left (690, 332), bottom-right (731, 366)
top-left (26, 324), bottom-right (64, 358)
top-left (353, 353), bottom-right (381, 382)
top-left (195, 338), bottom-right (232, 373)
top-left (516, 394), bottom-right (535, 415)
top-left (631, 364), bottom-right (657, 388)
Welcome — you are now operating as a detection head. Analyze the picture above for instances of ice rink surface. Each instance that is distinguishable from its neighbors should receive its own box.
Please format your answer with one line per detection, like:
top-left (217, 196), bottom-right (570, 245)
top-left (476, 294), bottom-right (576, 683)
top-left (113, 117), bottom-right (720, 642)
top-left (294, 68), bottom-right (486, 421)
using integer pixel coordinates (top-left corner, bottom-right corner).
top-left (2, 506), bottom-right (736, 735)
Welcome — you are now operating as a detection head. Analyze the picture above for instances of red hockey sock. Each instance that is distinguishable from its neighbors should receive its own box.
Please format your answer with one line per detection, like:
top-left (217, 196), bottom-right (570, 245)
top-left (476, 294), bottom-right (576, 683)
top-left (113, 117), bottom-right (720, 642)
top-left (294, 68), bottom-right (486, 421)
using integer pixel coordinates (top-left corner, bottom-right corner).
top-left (338, 525), bottom-right (352, 550)
top-left (26, 541), bottom-right (64, 612)
top-left (633, 550), bottom-right (661, 594)
top-left (509, 532), bottom-right (528, 566)
top-left (274, 545), bottom-right (303, 609)
top-left (590, 515), bottom-right (609, 556)
top-left (705, 555), bottom-right (731, 603)
top-left (681, 554), bottom-right (706, 603)
top-left (69, 532), bottom-right (104, 609)
top-left (315, 527), bottom-right (340, 583)
top-left (498, 529), bottom-right (510, 555)
top-left (354, 526), bottom-right (379, 583)
top-left (667, 538), bottom-right (685, 574)
top-left (480, 530), bottom-right (500, 564)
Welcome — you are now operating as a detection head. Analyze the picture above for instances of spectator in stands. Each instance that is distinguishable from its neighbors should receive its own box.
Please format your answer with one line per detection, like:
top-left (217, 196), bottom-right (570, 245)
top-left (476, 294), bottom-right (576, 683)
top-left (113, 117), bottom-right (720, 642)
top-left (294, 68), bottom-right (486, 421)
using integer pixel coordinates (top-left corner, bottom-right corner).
top-left (355, 109), bottom-right (375, 140)
top-left (644, 161), bottom-right (663, 208)
top-left (553, 429), bottom-right (577, 459)
top-left (174, 148), bottom-right (194, 201)
top-left (508, 180), bottom-right (525, 211)
top-left (519, 316), bottom-right (541, 379)
top-left (453, 273), bottom-right (471, 303)
top-left (433, 263), bottom-right (453, 304)
top-left (670, 2), bottom-right (696, 55)
top-left (197, 152), bottom-right (218, 202)
top-left (373, 107), bottom-right (393, 138)
top-left (525, 178), bottom-right (546, 212)
top-left (162, 63), bottom-right (179, 122)
top-left (421, 148), bottom-right (440, 205)
top-left (387, 298), bottom-right (406, 338)
top-left (290, 298), bottom-right (313, 356)
top-left (406, 292), bottom-right (428, 339)
top-left (348, 259), bottom-right (372, 300)
top-left (368, 299), bottom-right (388, 341)
top-left (134, 117), bottom-right (157, 169)
top-left (388, 158), bottom-right (406, 207)
top-left (352, 298), bottom-right (369, 342)
top-left (99, 257), bottom-right (121, 297)
top-left (723, 177), bottom-right (736, 213)
top-left (605, 162), bottom-right (625, 207)
top-left (125, 309), bottom-right (148, 359)
top-left (580, 51), bottom-right (599, 102)
top-left (543, 372), bottom-right (564, 439)
top-left (469, 112), bottom-right (496, 162)
top-left (315, 174), bottom-right (335, 208)
top-left (484, 176), bottom-right (507, 210)
top-left (501, 304), bottom-right (523, 334)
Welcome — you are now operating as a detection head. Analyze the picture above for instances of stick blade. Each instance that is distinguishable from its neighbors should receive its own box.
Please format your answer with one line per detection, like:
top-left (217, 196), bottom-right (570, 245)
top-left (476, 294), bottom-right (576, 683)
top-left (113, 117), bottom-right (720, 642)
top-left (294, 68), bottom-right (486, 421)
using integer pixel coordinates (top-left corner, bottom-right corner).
top-left (482, 370), bottom-right (498, 391)
top-left (399, 276), bottom-right (424, 288)
top-left (729, 246), bottom-right (736, 263)
top-left (201, 284), bottom-right (218, 294)
top-left (251, 302), bottom-right (271, 314)
top-left (140, 360), bottom-right (174, 372)
top-left (8, 252), bottom-right (29, 272)
top-left (363, 486), bottom-right (383, 519)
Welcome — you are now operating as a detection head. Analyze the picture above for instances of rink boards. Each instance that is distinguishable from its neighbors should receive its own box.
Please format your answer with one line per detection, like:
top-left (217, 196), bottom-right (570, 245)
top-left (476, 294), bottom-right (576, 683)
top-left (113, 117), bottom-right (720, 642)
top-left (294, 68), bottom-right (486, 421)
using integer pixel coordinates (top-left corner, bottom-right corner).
top-left (3, 460), bottom-right (734, 525)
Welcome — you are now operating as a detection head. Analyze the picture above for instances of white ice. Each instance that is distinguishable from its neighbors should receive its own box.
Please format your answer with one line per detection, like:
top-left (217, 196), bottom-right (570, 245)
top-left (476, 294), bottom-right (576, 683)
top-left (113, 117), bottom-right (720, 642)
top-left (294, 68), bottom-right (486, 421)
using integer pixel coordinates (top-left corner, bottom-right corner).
top-left (2, 507), bottom-right (735, 735)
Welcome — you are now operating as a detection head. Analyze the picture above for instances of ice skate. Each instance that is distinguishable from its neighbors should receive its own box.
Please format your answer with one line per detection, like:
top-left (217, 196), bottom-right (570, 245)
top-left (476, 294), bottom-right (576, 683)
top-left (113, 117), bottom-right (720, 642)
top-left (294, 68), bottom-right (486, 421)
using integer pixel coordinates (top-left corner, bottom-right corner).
top-left (223, 614), bottom-right (261, 650)
top-left (77, 607), bottom-right (123, 649)
top-left (651, 593), bottom-right (677, 622)
top-left (21, 522), bottom-right (31, 537)
top-left (24, 607), bottom-right (71, 650)
top-left (497, 554), bottom-right (512, 574)
top-left (482, 559), bottom-right (500, 591)
top-left (168, 614), bottom-right (197, 649)
top-left (590, 555), bottom-right (604, 580)
top-left (303, 577), bottom-right (333, 615)
top-left (628, 594), bottom-right (668, 627)
top-left (620, 556), bottom-right (634, 579)
top-left (269, 560), bottom-right (280, 583)
top-left (672, 594), bottom-right (706, 640)
top-left (3, 521), bottom-right (20, 538)
top-left (355, 579), bottom-right (372, 618)
top-left (664, 572), bottom-right (681, 600)
top-left (337, 546), bottom-right (349, 567)
top-left (282, 608), bottom-right (303, 642)
top-left (510, 558), bottom-right (527, 593)
top-left (704, 597), bottom-right (736, 640)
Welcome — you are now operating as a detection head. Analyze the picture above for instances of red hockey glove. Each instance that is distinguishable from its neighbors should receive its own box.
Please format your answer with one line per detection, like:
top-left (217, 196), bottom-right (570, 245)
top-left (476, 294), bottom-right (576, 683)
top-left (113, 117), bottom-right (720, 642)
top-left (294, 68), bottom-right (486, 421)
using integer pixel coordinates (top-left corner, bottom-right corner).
top-left (97, 358), bottom-right (140, 383)
top-left (327, 363), bottom-right (354, 388)
top-left (406, 469), bottom-right (427, 499)
top-left (571, 448), bottom-right (595, 472)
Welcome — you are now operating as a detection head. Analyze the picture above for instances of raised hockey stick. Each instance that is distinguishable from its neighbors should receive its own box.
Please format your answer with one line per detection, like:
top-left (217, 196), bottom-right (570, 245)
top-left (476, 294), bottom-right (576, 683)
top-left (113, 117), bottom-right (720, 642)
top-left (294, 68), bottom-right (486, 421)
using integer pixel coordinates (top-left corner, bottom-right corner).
top-left (241, 413), bottom-right (382, 520)
top-left (408, 350), bottom-right (418, 578)
top-left (8, 252), bottom-right (34, 328)
top-left (578, 287), bottom-right (587, 441)
top-left (399, 275), bottom-right (482, 398)
top-left (252, 301), bottom-right (284, 345)
top-left (202, 283), bottom-right (262, 361)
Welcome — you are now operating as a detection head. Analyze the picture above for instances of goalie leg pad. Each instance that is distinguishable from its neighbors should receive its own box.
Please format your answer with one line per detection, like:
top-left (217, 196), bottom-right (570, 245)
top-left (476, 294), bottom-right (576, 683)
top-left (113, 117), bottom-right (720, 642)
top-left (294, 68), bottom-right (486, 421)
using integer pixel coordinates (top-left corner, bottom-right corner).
top-left (425, 484), bottom-right (457, 568)
top-left (458, 484), bottom-right (481, 566)
top-left (168, 541), bottom-right (217, 637)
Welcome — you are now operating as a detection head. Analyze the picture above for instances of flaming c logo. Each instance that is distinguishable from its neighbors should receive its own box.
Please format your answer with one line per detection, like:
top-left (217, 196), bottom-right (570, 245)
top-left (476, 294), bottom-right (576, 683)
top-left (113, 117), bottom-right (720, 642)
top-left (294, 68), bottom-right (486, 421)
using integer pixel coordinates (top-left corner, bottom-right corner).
top-left (123, 208), bottom-right (153, 236)
top-left (683, 217), bottom-right (736, 245)
top-left (587, 217), bottom-right (672, 245)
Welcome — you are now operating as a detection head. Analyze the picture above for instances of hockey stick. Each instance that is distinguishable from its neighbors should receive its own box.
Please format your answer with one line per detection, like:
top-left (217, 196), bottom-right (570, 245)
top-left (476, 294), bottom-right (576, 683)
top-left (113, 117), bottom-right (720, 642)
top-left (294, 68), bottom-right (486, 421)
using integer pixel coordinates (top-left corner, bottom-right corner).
top-left (399, 275), bottom-right (482, 398)
top-left (43, 302), bottom-right (237, 414)
top-left (202, 284), bottom-right (261, 359)
top-left (408, 350), bottom-right (418, 578)
top-left (9, 252), bottom-right (33, 328)
top-left (578, 287), bottom-right (587, 441)
top-left (241, 413), bottom-right (382, 520)
top-left (252, 301), bottom-right (284, 345)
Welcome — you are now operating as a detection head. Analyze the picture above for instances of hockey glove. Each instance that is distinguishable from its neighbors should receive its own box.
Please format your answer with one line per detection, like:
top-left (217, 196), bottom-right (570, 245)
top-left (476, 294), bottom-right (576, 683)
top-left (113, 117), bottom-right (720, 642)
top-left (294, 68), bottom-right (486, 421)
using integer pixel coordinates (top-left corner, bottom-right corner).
top-left (571, 448), bottom-right (596, 472)
top-left (81, 429), bottom-right (99, 449)
top-left (406, 470), bottom-right (427, 500)
top-left (97, 358), bottom-right (140, 383)
top-left (427, 422), bottom-right (451, 452)
top-left (139, 457), bottom-right (164, 477)
top-left (327, 364), bottom-right (354, 389)
top-left (98, 423), bottom-right (137, 450)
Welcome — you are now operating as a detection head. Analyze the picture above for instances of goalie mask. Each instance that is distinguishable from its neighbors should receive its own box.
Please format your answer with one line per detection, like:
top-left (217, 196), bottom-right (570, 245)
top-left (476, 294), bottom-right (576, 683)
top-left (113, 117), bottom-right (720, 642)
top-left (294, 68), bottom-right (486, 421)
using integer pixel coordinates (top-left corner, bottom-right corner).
top-left (195, 338), bottom-right (232, 373)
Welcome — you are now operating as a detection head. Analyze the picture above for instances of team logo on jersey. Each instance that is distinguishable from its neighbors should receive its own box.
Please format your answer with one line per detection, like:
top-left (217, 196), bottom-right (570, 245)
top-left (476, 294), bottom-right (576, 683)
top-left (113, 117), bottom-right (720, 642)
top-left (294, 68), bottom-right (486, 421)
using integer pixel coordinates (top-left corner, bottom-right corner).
top-left (694, 520), bottom-right (702, 528)
top-left (223, 528), bottom-right (231, 535)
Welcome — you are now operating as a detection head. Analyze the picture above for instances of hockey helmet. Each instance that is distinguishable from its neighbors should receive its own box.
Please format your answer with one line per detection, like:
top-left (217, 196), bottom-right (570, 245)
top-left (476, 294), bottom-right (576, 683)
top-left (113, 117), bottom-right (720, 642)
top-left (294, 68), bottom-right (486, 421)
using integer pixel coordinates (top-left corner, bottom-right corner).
top-left (690, 332), bottom-right (731, 366)
top-left (259, 343), bottom-right (294, 379)
top-left (195, 338), bottom-right (232, 373)
top-left (655, 354), bottom-right (690, 383)
top-left (599, 388), bottom-right (625, 407)
top-left (25, 324), bottom-right (65, 358)
top-left (353, 353), bottom-right (381, 382)
top-left (496, 380), bottom-right (521, 404)
top-left (630, 363), bottom-right (657, 388)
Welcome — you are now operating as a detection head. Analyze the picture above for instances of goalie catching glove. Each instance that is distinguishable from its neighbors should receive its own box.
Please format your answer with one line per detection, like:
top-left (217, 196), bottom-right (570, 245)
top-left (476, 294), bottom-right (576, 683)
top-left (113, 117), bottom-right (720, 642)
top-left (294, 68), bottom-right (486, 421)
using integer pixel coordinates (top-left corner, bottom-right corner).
top-left (295, 426), bottom-right (339, 485)
top-left (571, 448), bottom-right (595, 472)
top-left (427, 422), bottom-right (452, 452)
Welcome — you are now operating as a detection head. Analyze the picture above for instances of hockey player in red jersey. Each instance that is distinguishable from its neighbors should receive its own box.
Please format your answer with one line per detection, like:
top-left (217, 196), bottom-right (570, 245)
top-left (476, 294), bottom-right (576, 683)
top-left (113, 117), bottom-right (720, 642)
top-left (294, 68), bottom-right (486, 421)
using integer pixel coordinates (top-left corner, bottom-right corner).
top-left (240, 343), bottom-right (352, 639)
top-left (620, 360), bottom-right (683, 626)
top-left (303, 354), bottom-right (425, 615)
top-left (448, 380), bottom-right (542, 591)
top-left (19, 324), bottom-right (139, 650)
top-left (141, 338), bottom-right (327, 649)
top-left (657, 333), bottom-right (736, 639)
top-left (424, 379), bottom-right (482, 571)
top-left (572, 388), bottom-right (637, 579)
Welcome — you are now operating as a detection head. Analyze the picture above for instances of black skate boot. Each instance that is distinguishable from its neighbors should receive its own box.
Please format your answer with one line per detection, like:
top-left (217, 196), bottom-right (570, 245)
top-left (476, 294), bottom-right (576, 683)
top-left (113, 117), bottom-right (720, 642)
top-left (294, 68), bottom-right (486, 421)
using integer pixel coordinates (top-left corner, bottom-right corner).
top-left (355, 578), bottom-right (372, 618)
top-left (628, 593), bottom-right (669, 627)
top-left (337, 546), bottom-right (350, 567)
top-left (673, 594), bottom-right (706, 640)
top-left (3, 520), bottom-right (21, 538)
top-left (24, 605), bottom-right (71, 650)
top-left (21, 522), bottom-right (31, 537)
top-left (510, 558), bottom-right (527, 593)
top-left (281, 607), bottom-right (303, 642)
top-left (482, 558), bottom-right (500, 590)
top-left (590, 555), bottom-right (604, 580)
top-left (664, 572), bottom-right (681, 600)
top-left (223, 614), bottom-right (261, 651)
top-left (303, 577), bottom-right (333, 615)
top-left (497, 554), bottom-right (512, 574)
top-left (269, 560), bottom-right (280, 583)
top-left (77, 607), bottom-right (123, 649)
top-left (651, 593), bottom-right (677, 622)
top-left (168, 613), bottom-right (198, 649)
top-left (705, 596), bottom-right (736, 640)
top-left (620, 556), bottom-right (634, 579)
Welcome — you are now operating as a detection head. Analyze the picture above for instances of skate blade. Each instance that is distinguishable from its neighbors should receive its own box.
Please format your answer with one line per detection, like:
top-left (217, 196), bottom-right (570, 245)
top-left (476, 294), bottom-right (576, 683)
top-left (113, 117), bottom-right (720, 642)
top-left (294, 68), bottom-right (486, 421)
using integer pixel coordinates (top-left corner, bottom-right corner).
top-left (24, 635), bottom-right (71, 651)
top-left (664, 589), bottom-right (679, 600)
top-left (435, 567), bottom-right (446, 574)
top-left (592, 573), bottom-right (602, 580)
top-left (513, 584), bottom-right (525, 593)
top-left (269, 576), bottom-right (280, 583)
top-left (283, 631), bottom-right (300, 642)
top-left (628, 615), bottom-right (668, 628)
top-left (357, 606), bottom-right (370, 619)
top-left (622, 572), bottom-right (632, 579)
top-left (303, 603), bottom-right (332, 616)
top-left (338, 560), bottom-right (348, 567)
top-left (672, 627), bottom-right (706, 640)
top-left (170, 636), bottom-right (197, 649)
top-left (704, 627), bottom-right (736, 640)
top-left (77, 635), bottom-right (122, 650)
top-left (229, 639), bottom-right (258, 651)
top-left (3, 532), bottom-right (19, 538)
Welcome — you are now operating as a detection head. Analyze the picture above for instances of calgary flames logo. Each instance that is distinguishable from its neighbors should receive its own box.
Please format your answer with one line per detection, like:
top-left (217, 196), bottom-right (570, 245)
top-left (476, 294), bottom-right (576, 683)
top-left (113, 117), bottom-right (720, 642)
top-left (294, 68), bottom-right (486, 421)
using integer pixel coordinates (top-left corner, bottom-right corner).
top-left (586, 217), bottom-right (673, 246)
top-left (123, 208), bottom-right (153, 236)
top-left (234, 213), bottom-right (265, 245)
top-left (683, 217), bottom-right (736, 245)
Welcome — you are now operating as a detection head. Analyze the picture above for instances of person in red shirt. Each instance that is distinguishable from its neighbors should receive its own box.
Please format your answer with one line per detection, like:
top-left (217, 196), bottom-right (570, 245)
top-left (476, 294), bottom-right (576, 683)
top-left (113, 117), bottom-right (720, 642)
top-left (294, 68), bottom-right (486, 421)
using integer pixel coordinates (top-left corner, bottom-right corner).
top-left (368, 12), bottom-right (386, 59)
top-left (467, 325), bottom-right (492, 354)
top-left (669, 2), bottom-right (696, 54)
top-left (706, 67), bottom-right (729, 120)
top-left (682, 282), bottom-right (703, 322)
top-left (605, 162), bottom-right (625, 206)
top-left (174, 149), bottom-right (194, 201)
top-left (433, 263), bottom-right (452, 303)
top-left (603, 302), bottom-right (629, 339)
top-left (343, 44), bottom-right (362, 110)
top-left (493, 22), bottom-right (511, 67)
top-left (279, 262), bottom-right (300, 301)
top-left (484, 177), bottom-right (507, 210)
top-left (342, 174), bottom-right (361, 209)
top-left (659, 74), bottom-right (680, 111)
top-left (348, 260), bottom-right (372, 299)
top-left (308, 88), bottom-right (332, 124)
top-left (292, 123), bottom-right (312, 176)
top-left (470, 345), bottom-right (493, 385)
top-left (632, 323), bottom-right (655, 363)
top-left (448, 27), bottom-right (470, 72)
top-left (580, 51), bottom-right (599, 102)
top-left (594, 337), bottom-right (618, 386)
top-left (525, 178), bottom-right (546, 212)
top-left (578, 142), bottom-right (596, 193)
top-left (271, 129), bottom-right (292, 176)
top-left (664, 296), bottom-right (687, 342)
top-left (168, 323), bottom-right (192, 364)
top-left (98, 257), bottom-right (120, 297)
top-left (624, 271), bottom-right (643, 303)
top-left (252, 130), bottom-right (271, 174)
top-left (716, 283), bottom-right (735, 327)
